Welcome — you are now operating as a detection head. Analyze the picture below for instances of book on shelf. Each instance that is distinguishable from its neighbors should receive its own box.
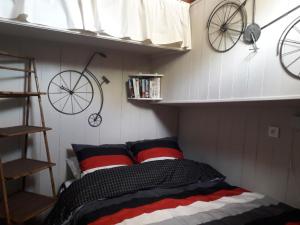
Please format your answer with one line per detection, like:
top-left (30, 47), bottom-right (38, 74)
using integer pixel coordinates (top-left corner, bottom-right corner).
top-left (128, 79), bottom-right (134, 98)
top-left (141, 79), bottom-right (145, 98)
top-left (155, 77), bottom-right (161, 98)
top-left (127, 76), bottom-right (161, 99)
top-left (132, 78), bottom-right (140, 98)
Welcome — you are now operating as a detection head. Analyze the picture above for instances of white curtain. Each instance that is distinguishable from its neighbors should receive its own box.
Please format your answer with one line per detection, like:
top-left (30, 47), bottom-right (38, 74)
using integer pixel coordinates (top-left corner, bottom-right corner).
top-left (0, 0), bottom-right (191, 49)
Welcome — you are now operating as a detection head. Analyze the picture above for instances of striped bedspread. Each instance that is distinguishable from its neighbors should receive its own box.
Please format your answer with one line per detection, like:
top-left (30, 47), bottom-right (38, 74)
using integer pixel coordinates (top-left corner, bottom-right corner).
top-left (46, 160), bottom-right (300, 225)
top-left (72, 182), bottom-right (300, 225)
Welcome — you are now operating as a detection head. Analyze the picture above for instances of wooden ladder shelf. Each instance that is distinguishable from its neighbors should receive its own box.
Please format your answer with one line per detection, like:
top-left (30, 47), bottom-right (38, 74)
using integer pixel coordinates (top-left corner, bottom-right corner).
top-left (0, 52), bottom-right (56, 224)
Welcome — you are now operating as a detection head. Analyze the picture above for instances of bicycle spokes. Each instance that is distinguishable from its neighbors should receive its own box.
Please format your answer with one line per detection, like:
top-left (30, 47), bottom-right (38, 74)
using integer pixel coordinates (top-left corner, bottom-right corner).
top-left (48, 70), bottom-right (94, 115)
top-left (88, 113), bottom-right (102, 127)
top-left (207, 1), bottom-right (247, 52)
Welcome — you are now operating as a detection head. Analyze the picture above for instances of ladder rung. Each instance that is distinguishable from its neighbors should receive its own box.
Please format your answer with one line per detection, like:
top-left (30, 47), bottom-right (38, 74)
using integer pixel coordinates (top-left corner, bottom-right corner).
top-left (0, 126), bottom-right (51, 137)
top-left (2, 159), bottom-right (55, 180)
top-left (0, 91), bottom-right (46, 98)
top-left (0, 191), bottom-right (56, 224)
top-left (0, 52), bottom-right (33, 60)
top-left (0, 65), bottom-right (34, 73)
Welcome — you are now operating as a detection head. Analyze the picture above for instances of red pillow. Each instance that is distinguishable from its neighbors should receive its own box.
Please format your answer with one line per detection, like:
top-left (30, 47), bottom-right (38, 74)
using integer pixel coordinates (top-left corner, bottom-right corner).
top-left (127, 137), bottom-right (184, 163)
top-left (72, 144), bottom-right (133, 175)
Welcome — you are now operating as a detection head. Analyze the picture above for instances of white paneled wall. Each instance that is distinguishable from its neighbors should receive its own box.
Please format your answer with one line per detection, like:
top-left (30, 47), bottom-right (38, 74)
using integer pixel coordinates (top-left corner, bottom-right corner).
top-left (0, 35), bottom-right (178, 195)
top-left (150, 0), bottom-right (300, 209)
top-left (152, 0), bottom-right (300, 102)
top-left (179, 104), bottom-right (300, 208)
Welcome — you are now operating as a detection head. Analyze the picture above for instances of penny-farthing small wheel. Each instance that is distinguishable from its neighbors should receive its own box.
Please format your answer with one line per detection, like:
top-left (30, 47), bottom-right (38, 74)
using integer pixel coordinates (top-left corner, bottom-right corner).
top-left (48, 70), bottom-right (94, 115)
top-left (208, 1), bottom-right (247, 52)
top-left (86, 75), bottom-right (110, 127)
top-left (279, 18), bottom-right (300, 79)
top-left (88, 113), bottom-right (102, 127)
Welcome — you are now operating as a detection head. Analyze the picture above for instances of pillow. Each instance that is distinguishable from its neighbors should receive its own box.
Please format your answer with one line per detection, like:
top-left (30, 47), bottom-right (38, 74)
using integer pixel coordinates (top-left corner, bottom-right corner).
top-left (72, 144), bottom-right (134, 175)
top-left (126, 137), bottom-right (184, 163)
top-left (66, 157), bottom-right (81, 179)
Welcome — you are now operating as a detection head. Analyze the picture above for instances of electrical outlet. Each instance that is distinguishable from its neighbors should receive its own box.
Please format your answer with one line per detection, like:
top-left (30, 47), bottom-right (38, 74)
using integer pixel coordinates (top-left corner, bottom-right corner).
top-left (268, 126), bottom-right (280, 138)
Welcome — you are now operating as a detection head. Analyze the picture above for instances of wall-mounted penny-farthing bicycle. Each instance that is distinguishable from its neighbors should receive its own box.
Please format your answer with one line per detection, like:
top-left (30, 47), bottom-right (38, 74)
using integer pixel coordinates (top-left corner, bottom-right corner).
top-left (207, 0), bottom-right (300, 52)
top-left (47, 52), bottom-right (110, 127)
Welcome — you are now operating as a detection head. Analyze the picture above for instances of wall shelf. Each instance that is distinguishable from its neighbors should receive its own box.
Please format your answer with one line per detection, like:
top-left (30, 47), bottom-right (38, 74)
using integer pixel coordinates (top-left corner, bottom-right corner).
top-left (127, 74), bottom-right (163, 101)
top-left (0, 18), bottom-right (188, 56)
top-left (158, 95), bottom-right (300, 106)
top-left (128, 98), bottom-right (163, 101)
top-left (129, 73), bottom-right (164, 77)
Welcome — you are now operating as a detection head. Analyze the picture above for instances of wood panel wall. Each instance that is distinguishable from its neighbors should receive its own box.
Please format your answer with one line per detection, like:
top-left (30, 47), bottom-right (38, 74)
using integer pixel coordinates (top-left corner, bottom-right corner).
top-left (0, 35), bottom-right (178, 195)
top-left (179, 104), bottom-right (300, 208)
top-left (152, 0), bottom-right (300, 102)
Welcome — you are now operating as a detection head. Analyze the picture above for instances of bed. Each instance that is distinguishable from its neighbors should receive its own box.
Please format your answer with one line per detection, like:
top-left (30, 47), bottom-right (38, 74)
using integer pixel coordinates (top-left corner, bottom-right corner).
top-left (45, 159), bottom-right (300, 225)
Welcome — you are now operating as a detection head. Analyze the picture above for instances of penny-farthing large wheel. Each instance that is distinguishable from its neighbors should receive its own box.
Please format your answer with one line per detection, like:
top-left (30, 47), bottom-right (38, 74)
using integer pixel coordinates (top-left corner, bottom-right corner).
top-left (48, 70), bottom-right (94, 115)
top-left (279, 18), bottom-right (300, 79)
top-left (208, 1), bottom-right (247, 52)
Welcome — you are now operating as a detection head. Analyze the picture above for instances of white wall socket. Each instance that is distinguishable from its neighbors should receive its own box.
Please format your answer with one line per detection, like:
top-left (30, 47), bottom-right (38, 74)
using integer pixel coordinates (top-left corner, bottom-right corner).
top-left (268, 126), bottom-right (280, 138)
